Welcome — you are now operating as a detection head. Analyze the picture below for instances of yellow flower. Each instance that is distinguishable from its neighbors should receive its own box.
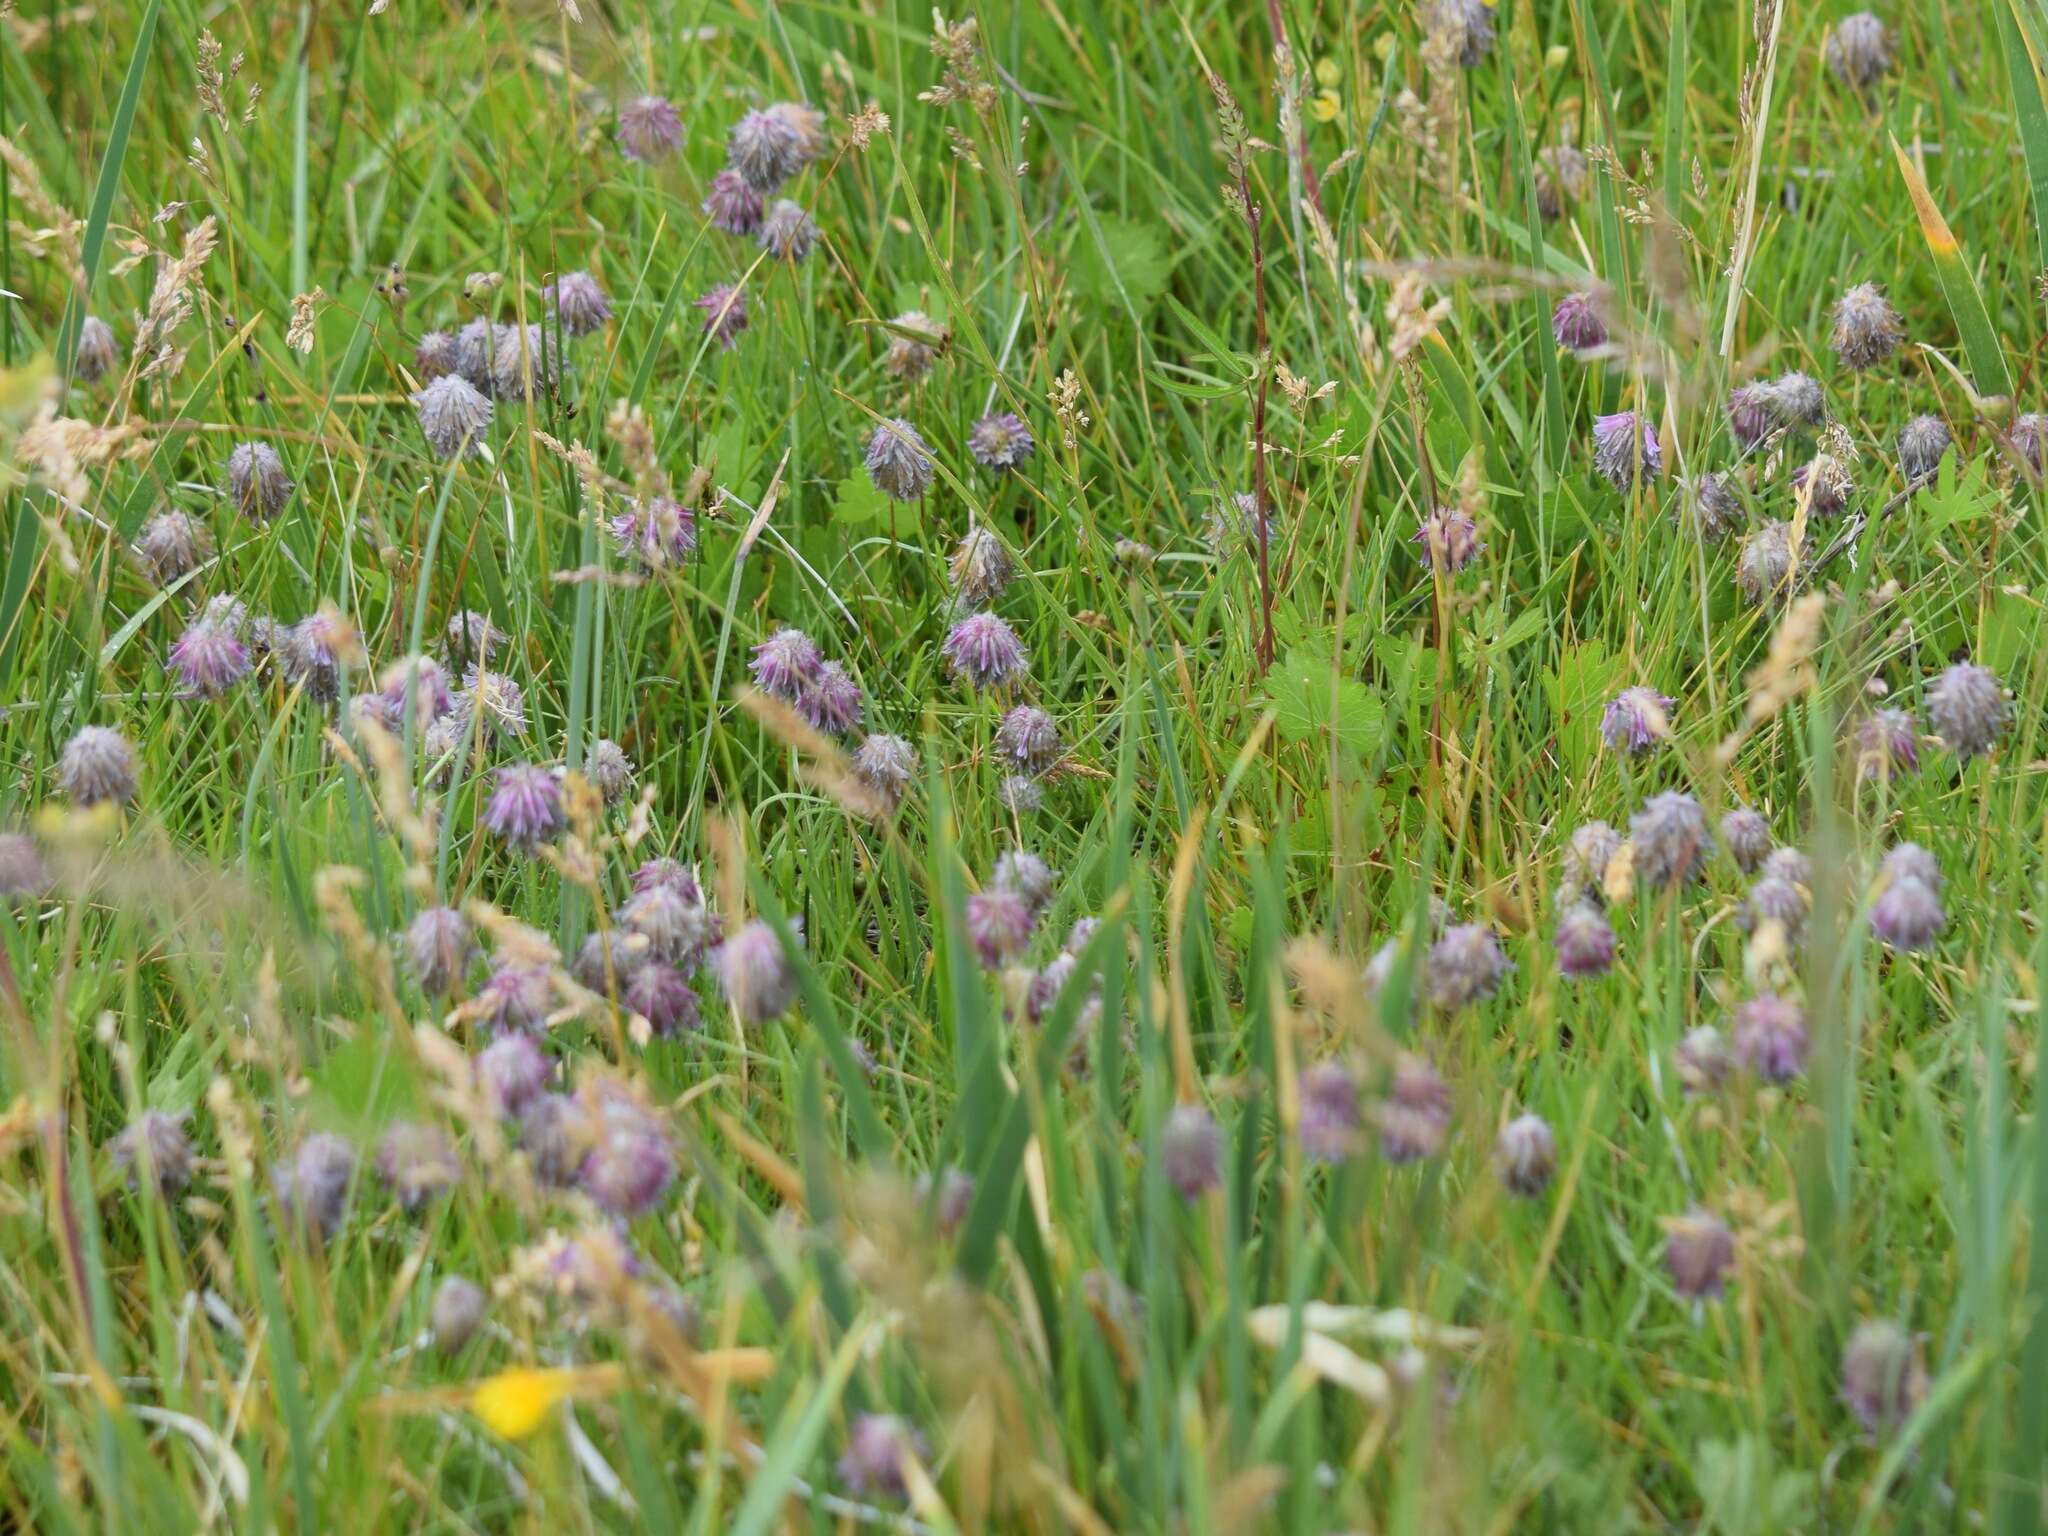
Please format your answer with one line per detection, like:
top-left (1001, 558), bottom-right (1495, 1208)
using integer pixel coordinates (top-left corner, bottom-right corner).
top-left (470, 1368), bottom-right (576, 1439)
top-left (1314, 57), bottom-right (1341, 88)
top-left (1310, 89), bottom-right (1342, 123)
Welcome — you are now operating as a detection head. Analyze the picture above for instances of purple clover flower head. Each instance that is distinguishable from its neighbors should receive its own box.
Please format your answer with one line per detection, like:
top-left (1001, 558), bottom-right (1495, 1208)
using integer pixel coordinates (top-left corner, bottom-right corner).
top-left (112, 1110), bottom-right (193, 1196)
top-left (1842, 1320), bottom-right (1926, 1438)
top-left (757, 199), bottom-right (819, 262)
top-left (837, 1414), bottom-right (928, 1502)
top-left (1854, 707), bottom-right (1920, 779)
top-left (1298, 1062), bottom-right (1361, 1163)
top-left (943, 611), bottom-right (1028, 690)
top-left (452, 666), bottom-right (527, 744)
top-left (517, 1093), bottom-right (581, 1186)
top-left (950, 525), bottom-right (1018, 605)
top-left (966, 886), bottom-right (1035, 968)
top-left (1826, 11), bottom-right (1892, 90)
top-left (135, 510), bottom-right (212, 585)
top-left (170, 610), bottom-right (251, 698)
top-left (633, 857), bottom-right (704, 900)
top-left (406, 906), bottom-right (475, 996)
top-left (702, 169), bottom-right (764, 235)
top-left (1494, 1113), bottom-right (1557, 1196)
top-left (1790, 454), bottom-right (1852, 517)
top-left (622, 879), bottom-right (716, 967)
top-left (1675, 1026), bottom-right (1731, 1096)
top-left (59, 725), bottom-right (137, 807)
top-left (0, 831), bottom-right (50, 902)
top-left (484, 763), bottom-right (564, 850)
top-left (1882, 842), bottom-right (1942, 892)
top-left (431, 1276), bottom-right (487, 1354)
top-left (476, 1032), bottom-right (551, 1116)
top-left (1925, 661), bottom-right (2005, 760)
top-left (488, 323), bottom-right (559, 403)
top-left (1870, 875), bottom-right (1944, 951)
top-left (766, 101), bottom-right (826, 164)
top-left (577, 1085), bottom-right (675, 1217)
top-left (1738, 520), bottom-right (1795, 608)
top-left (1563, 821), bottom-right (1624, 901)
top-left (795, 660), bottom-right (864, 735)
top-left (1896, 415), bottom-right (1951, 481)
top-left (1686, 472), bottom-right (1745, 540)
top-left (883, 310), bottom-right (945, 382)
top-left (693, 285), bottom-right (749, 350)
top-left (1742, 876), bottom-right (1809, 944)
top-left (996, 705), bottom-right (1061, 772)
top-left (413, 374), bottom-right (493, 459)
top-left (1664, 1208), bottom-right (1735, 1300)
top-left (1733, 994), bottom-right (1809, 1083)
top-left (1829, 281), bottom-right (1903, 370)
top-left (1601, 686), bottom-right (1675, 754)
top-left (444, 609), bottom-right (506, 666)
top-left (376, 1120), bottom-right (459, 1211)
top-left (968, 411), bottom-right (1035, 472)
top-left (1551, 291), bottom-right (1606, 352)
top-left (1630, 791), bottom-right (1712, 889)
top-left (275, 1132), bottom-right (357, 1241)
top-left (727, 107), bottom-right (805, 192)
top-left (1413, 509), bottom-right (1483, 574)
top-left (478, 963), bottom-right (553, 1036)
top-left (852, 733), bottom-right (917, 812)
top-left (750, 626), bottom-right (824, 699)
top-left (1719, 808), bottom-right (1773, 874)
top-left (610, 496), bottom-right (697, 570)
top-left (993, 848), bottom-right (1056, 917)
top-left (544, 271), bottom-right (611, 339)
top-left (574, 930), bottom-right (643, 998)
top-left (1424, 922), bottom-right (1513, 1011)
top-left (1763, 846), bottom-right (1811, 888)
top-left (716, 918), bottom-right (802, 1022)
top-left (865, 417), bottom-right (934, 501)
top-left (1727, 383), bottom-right (1775, 450)
top-left (1592, 410), bottom-right (1661, 493)
top-left (227, 442), bottom-right (293, 521)
top-left (617, 94), bottom-right (683, 164)
top-left (1767, 370), bottom-right (1826, 429)
top-left (1553, 902), bottom-right (1615, 979)
top-left (624, 961), bottom-right (702, 1036)
top-left (1376, 1054), bottom-right (1451, 1164)
top-left (1161, 1104), bottom-right (1222, 1199)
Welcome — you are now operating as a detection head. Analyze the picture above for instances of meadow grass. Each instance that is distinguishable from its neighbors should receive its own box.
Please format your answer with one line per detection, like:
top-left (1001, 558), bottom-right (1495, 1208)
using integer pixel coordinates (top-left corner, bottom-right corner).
top-left (2, 0), bottom-right (2046, 1529)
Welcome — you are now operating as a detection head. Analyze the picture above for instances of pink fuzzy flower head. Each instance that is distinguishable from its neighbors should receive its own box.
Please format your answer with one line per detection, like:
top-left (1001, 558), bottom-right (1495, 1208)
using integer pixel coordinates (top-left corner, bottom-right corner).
top-left (942, 611), bottom-right (1028, 690)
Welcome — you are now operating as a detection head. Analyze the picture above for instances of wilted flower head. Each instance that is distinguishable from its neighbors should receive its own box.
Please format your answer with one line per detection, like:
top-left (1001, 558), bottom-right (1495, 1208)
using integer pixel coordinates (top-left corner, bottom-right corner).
top-left (275, 1132), bottom-right (357, 1241)
top-left (917, 1167), bottom-right (976, 1234)
top-left (1829, 282), bottom-right (1903, 370)
top-left (476, 1032), bottom-right (551, 1116)
top-left (443, 609), bottom-right (506, 667)
top-left (135, 509), bottom-right (213, 585)
top-left (716, 918), bottom-right (802, 1022)
top-left (112, 1110), bottom-right (193, 1196)
top-left (1718, 808), bottom-right (1773, 874)
top-left (1413, 509), bottom-right (1484, 574)
top-left (227, 442), bottom-right (293, 521)
top-left (544, 271), bottom-right (611, 339)
top-left (943, 611), bottom-right (1028, 689)
top-left (1000, 773), bottom-right (1044, 814)
top-left (1494, 1113), bottom-right (1557, 1196)
top-left (1826, 11), bottom-right (1891, 90)
top-left (1767, 370), bottom-right (1826, 428)
top-left (478, 963), bottom-right (554, 1036)
top-left (451, 666), bottom-right (527, 744)
top-left (1841, 1319), bottom-right (1927, 1438)
top-left (1376, 1054), bottom-right (1451, 1164)
top-left (996, 705), bottom-right (1061, 772)
top-left (489, 323), bottom-right (559, 402)
top-left (413, 374), bottom-right (493, 459)
top-left (1854, 707), bottom-right (1920, 779)
top-left (950, 525), bottom-right (1018, 605)
top-left (966, 885), bottom-right (1035, 967)
top-left (1726, 383), bottom-right (1776, 450)
top-left (865, 417), bottom-right (934, 501)
top-left (484, 763), bottom-right (564, 849)
top-left (702, 169), bottom-right (764, 235)
top-left (431, 1276), bottom-right (486, 1354)
top-left (852, 733), bottom-right (916, 812)
top-left (415, 329), bottom-right (457, 381)
top-left (1870, 874), bottom-right (1944, 951)
top-left (1737, 520), bottom-right (1795, 607)
top-left (1534, 143), bottom-right (1588, 219)
top-left (1298, 1062), bottom-right (1361, 1163)
top-left (693, 285), bottom-right (748, 350)
top-left (622, 879), bottom-right (715, 966)
top-left (1551, 291), bottom-right (1606, 352)
top-left (727, 107), bottom-right (805, 192)
top-left (0, 831), bottom-right (50, 901)
top-left (610, 496), bottom-right (697, 570)
top-left (837, 1414), bottom-right (927, 1502)
top-left (968, 411), bottom-right (1035, 472)
top-left (1425, 922), bottom-right (1512, 1010)
top-left (59, 725), bottom-right (137, 807)
top-left (1592, 410), bottom-right (1661, 493)
top-left (376, 1120), bottom-right (458, 1211)
top-left (1733, 993), bottom-right (1809, 1082)
top-left (169, 608), bottom-right (251, 698)
top-left (2011, 413), bottom-right (2048, 474)
top-left (1925, 661), bottom-right (2005, 759)
top-left (1161, 1104), bottom-right (1222, 1199)
top-left (1664, 1209), bottom-right (1735, 1300)
top-left (406, 906), bottom-right (475, 996)
top-left (882, 310), bottom-right (946, 382)
top-left (1601, 686), bottom-right (1675, 754)
top-left (757, 199), bottom-right (819, 262)
top-left (76, 315), bottom-right (120, 383)
top-left (1675, 1026), bottom-right (1731, 1096)
top-left (1895, 415), bottom-right (1950, 480)
top-left (1430, 0), bottom-right (1496, 67)
top-left (574, 929), bottom-right (642, 998)
top-left (1553, 902), bottom-right (1615, 980)
top-left (584, 739), bottom-right (634, 806)
top-left (578, 1084), bottom-right (676, 1217)
top-left (1685, 472), bottom-right (1745, 540)
top-left (1630, 791), bottom-right (1712, 888)
top-left (617, 94), bottom-right (683, 163)
top-left (795, 661), bottom-right (863, 735)
top-left (1790, 454), bottom-right (1852, 517)
top-left (1563, 820), bottom-right (1624, 901)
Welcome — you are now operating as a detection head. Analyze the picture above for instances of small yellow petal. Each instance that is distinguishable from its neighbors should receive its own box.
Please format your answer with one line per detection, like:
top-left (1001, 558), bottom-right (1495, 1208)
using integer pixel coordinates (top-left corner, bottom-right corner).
top-left (1314, 57), bottom-right (1340, 87)
top-left (471, 1368), bottom-right (571, 1439)
top-left (1310, 90), bottom-right (1342, 123)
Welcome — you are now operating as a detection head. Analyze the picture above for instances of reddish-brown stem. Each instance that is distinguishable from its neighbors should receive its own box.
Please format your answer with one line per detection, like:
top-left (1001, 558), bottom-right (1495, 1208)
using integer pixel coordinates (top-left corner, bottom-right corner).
top-left (1242, 180), bottom-right (1275, 675)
